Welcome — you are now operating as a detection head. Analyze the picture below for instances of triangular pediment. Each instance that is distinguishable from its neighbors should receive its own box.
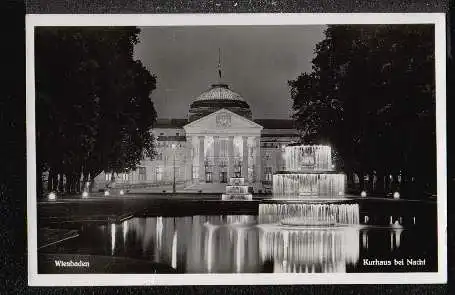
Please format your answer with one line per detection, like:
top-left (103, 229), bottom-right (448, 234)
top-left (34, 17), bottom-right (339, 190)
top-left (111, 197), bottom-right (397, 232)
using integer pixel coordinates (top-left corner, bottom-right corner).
top-left (184, 109), bottom-right (263, 136)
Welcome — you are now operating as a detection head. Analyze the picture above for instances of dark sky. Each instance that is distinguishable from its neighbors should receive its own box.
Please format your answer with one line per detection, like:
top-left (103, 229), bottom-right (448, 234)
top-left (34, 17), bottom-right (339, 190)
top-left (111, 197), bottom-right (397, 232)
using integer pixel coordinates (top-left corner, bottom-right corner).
top-left (134, 26), bottom-right (326, 120)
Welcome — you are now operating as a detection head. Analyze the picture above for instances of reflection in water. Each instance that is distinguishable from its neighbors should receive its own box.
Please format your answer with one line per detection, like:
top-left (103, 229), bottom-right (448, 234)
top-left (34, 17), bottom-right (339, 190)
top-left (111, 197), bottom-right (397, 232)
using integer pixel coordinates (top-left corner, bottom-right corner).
top-left (101, 215), bottom-right (429, 273)
top-left (172, 230), bottom-right (178, 269)
top-left (362, 231), bottom-right (368, 250)
top-left (258, 226), bottom-right (360, 273)
top-left (111, 223), bottom-right (116, 255)
top-left (115, 215), bottom-right (261, 273)
top-left (122, 220), bottom-right (128, 246)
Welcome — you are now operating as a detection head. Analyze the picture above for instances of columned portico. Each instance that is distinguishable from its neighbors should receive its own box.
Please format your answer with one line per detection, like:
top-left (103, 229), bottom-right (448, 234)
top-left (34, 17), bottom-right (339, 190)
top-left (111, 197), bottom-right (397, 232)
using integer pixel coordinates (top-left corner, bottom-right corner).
top-left (255, 136), bottom-right (262, 184)
top-left (242, 136), bottom-right (248, 182)
top-left (198, 136), bottom-right (205, 183)
top-left (184, 109), bottom-right (263, 192)
top-left (227, 136), bottom-right (234, 178)
top-left (213, 136), bottom-right (220, 183)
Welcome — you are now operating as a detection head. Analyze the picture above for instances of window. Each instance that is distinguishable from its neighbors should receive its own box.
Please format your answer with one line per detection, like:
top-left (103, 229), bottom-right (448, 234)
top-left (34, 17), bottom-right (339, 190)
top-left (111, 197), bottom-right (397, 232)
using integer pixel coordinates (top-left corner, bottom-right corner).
top-left (206, 171), bottom-right (213, 183)
top-left (235, 165), bottom-right (241, 178)
top-left (220, 171), bottom-right (227, 183)
top-left (160, 132), bottom-right (164, 136)
top-left (156, 167), bottom-right (163, 182)
top-left (121, 173), bottom-right (128, 181)
top-left (192, 166), bottom-right (199, 180)
top-left (138, 167), bottom-right (146, 181)
top-left (205, 165), bottom-right (212, 183)
top-left (105, 173), bottom-right (112, 181)
top-left (265, 167), bottom-right (273, 182)
top-left (176, 132), bottom-right (179, 136)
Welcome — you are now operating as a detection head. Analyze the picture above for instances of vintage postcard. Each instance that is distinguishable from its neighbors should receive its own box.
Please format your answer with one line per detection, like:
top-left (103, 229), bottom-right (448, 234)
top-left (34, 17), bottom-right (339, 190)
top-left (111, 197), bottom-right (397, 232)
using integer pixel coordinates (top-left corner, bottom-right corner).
top-left (26, 13), bottom-right (447, 286)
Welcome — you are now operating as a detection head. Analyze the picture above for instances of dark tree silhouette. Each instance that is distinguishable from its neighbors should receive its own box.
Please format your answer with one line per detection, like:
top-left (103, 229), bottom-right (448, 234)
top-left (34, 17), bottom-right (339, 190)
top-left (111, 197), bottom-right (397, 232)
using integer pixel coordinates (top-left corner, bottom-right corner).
top-left (290, 25), bottom-right (436, 198)
top-left (35, 27), bottom-right (157, 195)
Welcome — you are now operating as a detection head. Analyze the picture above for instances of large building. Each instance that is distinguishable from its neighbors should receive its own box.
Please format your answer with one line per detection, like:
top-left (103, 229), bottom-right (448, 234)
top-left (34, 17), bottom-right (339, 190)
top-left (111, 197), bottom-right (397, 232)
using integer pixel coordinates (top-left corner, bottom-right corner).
top-left (94, 82), bottom-right (299, 193)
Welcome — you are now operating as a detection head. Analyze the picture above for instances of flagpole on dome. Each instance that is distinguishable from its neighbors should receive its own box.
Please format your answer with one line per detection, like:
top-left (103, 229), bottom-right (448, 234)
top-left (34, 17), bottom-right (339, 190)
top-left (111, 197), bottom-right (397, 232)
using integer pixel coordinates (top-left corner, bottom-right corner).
top-left (218, 47), bottom-right (222, 83)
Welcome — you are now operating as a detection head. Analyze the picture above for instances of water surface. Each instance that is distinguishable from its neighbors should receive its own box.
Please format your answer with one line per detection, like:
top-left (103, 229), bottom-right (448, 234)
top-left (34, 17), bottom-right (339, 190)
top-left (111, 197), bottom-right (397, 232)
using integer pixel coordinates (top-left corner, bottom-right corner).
top-left (43, 214), bottom-right (437, 273)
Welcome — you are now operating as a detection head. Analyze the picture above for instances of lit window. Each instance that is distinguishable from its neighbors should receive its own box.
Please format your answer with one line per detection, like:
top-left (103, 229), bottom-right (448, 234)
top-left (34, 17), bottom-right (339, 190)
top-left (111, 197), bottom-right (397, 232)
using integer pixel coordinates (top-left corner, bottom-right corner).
top-left (156, 167), bottom-right (163, 182)
top-left (138, 167), bottom-right (146, 181)
top-left (265, 167), bottom-right (273, 182)
top-left (192, 166), bottom-right (199, 180)
top-left (122, 173), bottom-right (128, 181)
top-left (105, 173), bottom-right (112, 181)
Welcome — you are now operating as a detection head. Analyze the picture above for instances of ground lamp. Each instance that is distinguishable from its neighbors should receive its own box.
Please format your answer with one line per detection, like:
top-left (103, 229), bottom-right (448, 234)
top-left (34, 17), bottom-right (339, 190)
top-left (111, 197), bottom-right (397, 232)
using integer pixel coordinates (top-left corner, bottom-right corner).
top-left (48, 192), bottom-right (56, 200)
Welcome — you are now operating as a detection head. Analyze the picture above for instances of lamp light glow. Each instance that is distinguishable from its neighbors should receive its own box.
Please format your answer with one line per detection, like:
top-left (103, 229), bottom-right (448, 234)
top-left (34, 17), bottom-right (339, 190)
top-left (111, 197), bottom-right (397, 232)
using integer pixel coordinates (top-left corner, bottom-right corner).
top-left (104, 190), bottom-right (110, 196)
top-left (360, 191), bottom-right (367, 197)
top-left (48, 192), bottom-right (56, 200)
top-left (393, 192), bottom-right (400, 199)
top-left (82, 191), bottom-right (89, 198)
top-left (119, 189), bottom-right (124, 195)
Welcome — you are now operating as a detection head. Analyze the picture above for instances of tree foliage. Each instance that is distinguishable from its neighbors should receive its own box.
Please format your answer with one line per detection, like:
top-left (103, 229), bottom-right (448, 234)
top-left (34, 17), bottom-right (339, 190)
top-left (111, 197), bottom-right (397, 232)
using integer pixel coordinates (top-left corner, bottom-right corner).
top-left (35, 27), bottom-right (157, 194)
top-left (290, 25), bottom-right (436, 195)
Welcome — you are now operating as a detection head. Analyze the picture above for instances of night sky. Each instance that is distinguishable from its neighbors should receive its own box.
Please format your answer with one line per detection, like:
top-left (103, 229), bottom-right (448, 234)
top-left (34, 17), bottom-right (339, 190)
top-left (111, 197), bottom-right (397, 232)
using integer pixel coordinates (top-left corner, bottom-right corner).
top-left (134, 25), bottom-right (326, 120)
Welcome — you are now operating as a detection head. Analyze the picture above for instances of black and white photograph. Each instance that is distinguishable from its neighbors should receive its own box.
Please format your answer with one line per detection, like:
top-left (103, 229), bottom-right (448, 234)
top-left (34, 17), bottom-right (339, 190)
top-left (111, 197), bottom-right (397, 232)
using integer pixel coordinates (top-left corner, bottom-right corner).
top-left (26, 14), bottom-right (447, 285)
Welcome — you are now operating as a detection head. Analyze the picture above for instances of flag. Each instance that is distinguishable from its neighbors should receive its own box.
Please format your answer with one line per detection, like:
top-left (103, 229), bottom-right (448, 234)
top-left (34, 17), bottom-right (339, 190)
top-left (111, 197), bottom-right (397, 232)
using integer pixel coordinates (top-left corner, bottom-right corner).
top-left (218, 48), bottom-right (222, 80)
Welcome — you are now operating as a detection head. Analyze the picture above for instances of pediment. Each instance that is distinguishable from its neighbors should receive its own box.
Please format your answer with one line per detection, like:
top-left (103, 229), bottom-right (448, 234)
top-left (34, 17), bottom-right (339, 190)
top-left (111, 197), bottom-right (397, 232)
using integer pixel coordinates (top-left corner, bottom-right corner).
top-left (184, 109), bottom-right (263, 136)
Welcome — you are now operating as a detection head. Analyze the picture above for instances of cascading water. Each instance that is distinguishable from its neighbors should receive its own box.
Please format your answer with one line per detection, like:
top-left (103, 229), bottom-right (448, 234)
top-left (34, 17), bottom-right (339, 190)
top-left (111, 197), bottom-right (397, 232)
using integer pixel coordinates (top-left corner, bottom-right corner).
top-left (258, 203), bottom-right (360, 225)
top-left (274, 145), bottom-right (346, 198)
top-left (258, 144), bottom-right (360, 226)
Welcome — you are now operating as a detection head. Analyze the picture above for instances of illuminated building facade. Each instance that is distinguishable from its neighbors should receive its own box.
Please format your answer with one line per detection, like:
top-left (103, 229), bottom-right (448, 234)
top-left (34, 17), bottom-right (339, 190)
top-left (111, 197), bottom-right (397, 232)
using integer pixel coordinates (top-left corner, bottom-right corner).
top-left (94, 83), bottom-right (299, 193)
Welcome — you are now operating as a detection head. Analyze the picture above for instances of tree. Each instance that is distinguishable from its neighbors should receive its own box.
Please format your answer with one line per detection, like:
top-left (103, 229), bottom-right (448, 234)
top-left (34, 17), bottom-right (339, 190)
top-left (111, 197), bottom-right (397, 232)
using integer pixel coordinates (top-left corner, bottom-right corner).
top-left (290, 25), bottom-right (436, 197)
top-left (35, 27), bottom-right (157, 195)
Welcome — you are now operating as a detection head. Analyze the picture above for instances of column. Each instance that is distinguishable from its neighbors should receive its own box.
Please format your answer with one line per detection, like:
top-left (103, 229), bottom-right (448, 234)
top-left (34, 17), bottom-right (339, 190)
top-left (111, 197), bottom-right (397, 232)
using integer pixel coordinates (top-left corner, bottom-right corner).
top-left (255, 137), bottom-right (262, 184)
top-left (242, 136), bottom-right (248, 182)
top-left (213, 136), bottom-right (220, 183)
top-left (198, 136), bottom-right (205, 183)
top-left (228, 136), bottom-right (234, 178)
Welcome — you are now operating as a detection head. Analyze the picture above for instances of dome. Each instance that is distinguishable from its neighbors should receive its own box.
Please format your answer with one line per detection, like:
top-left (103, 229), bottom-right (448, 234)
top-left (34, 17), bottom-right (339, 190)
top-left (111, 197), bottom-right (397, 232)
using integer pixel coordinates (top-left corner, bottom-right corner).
top-left (194, 83), bottom-right (246, 102)
top-left (188, 83), bottom-right (252, 122)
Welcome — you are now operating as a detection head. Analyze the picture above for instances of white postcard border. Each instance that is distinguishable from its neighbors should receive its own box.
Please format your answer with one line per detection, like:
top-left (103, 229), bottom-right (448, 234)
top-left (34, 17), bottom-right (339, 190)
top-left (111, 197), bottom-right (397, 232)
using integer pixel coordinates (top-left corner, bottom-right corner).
top-left (26, 13), bottom-right (447, 286)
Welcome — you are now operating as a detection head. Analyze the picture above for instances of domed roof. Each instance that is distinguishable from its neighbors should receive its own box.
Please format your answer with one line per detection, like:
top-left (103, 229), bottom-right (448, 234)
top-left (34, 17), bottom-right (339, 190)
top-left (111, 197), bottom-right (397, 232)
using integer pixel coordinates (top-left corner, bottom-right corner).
top-left (188, 83), bottom-right (252, 122)
top-left (193, 83), bottom-right (245, 102)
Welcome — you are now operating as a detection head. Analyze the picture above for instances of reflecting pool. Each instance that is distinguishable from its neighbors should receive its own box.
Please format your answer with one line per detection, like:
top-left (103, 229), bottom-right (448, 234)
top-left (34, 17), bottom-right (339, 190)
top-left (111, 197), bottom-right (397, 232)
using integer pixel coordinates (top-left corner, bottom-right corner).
top-left (41, 214), bottom-right (437, 273)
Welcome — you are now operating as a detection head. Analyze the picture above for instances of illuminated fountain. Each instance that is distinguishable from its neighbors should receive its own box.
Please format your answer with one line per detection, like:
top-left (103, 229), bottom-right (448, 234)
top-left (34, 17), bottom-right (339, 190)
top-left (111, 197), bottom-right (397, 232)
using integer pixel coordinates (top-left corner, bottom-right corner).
top-left (222, 177), bottom-right (253, 201)
top-left (259, 145), bottom-right (360, 225)
top-left (275, 145), bottom-right (345, 198)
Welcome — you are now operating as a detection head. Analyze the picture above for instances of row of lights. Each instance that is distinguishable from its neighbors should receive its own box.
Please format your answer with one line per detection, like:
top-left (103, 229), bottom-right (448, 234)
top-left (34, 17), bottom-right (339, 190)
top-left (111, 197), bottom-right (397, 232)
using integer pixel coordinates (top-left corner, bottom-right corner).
top-left (360, 191), bottom-right (400, 199)
top-left (47, 189), bottom-right (126, 201)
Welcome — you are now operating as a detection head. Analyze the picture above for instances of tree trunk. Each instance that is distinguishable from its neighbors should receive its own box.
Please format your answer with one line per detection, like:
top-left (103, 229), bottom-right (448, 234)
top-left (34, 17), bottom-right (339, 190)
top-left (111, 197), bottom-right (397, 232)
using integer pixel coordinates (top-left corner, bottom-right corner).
top-left (47, 169), bottom-right (53, 192)
top-left (89, 175), bottom-right (95, 193)
top-left (68, 173), bottom-right (74, 194)
top-left (71, 173), bottom-right (76, 194)
top-left (76, 173), bottom-right (81, 194)
top-left (64, 173), bottom-right (70, 194)
top-left (58, 173), bottom-right (64, 193)
top-left (82, 173), bottom-right (89, 192)
top-left (37, 169), bottom-right (43, 197)
top-left (48, 170), bottom-right (56, 192)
